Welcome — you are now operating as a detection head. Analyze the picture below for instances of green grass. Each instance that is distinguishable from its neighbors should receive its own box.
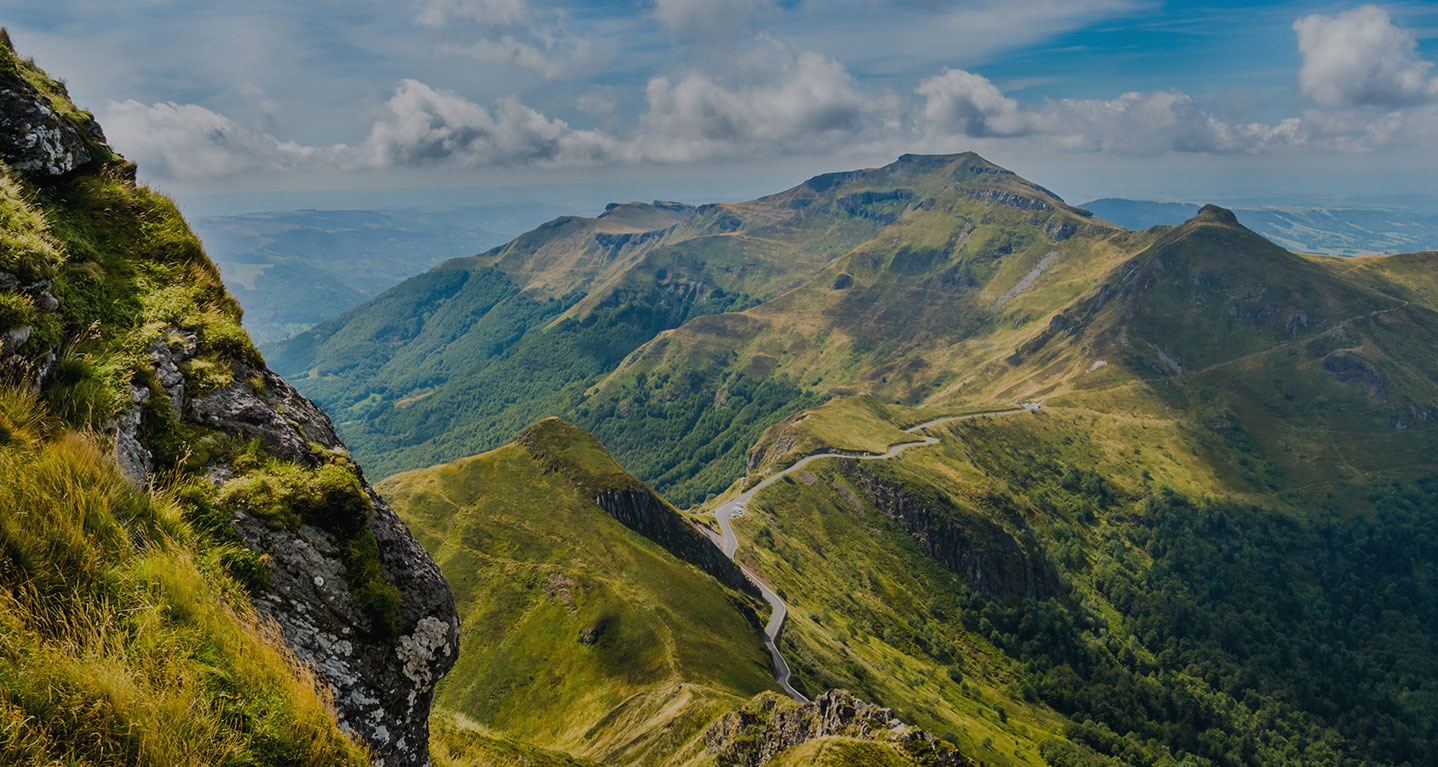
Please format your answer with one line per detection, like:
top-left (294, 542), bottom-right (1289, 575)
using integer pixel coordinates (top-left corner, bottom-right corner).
top-left (430, 715), bottom-right (604, 767)
top-left (0, 388), bottom-right (366, 766)
top-left (0, 175), bottom-right (63, 283)
top-left (379, 428), bottom-right (775, 766)
top-left (729, 454), bottom-right (1066, 767)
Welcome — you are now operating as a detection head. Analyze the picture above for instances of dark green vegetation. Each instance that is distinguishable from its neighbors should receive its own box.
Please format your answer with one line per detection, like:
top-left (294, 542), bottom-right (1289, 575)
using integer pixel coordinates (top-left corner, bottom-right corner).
top-left (193, 204), bottom-right (576, 344)
top-left (1081, 197), bottom-right (1438, 256)
top-left (730, 403), bottom-right (1438, 767)
top-left (378, 420), bottom-right (776, 765)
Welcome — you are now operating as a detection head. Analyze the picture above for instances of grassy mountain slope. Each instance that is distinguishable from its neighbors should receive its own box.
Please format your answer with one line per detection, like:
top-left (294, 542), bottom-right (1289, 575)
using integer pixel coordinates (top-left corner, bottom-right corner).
top-left (690, 207), bottom-right (1438, 766)
top-left (0, 35), bottom-right (379, 764)
top-left (726, 394), bottom-right (1437, 767)
top-left (275, 153), bottom-right (1138, 504)
top-left (273, 144), bottom-right (1438, 766)
top-left (378, 419), bottom-right (776, 765)
top-left (575, 155), bottom-right (1145, 503)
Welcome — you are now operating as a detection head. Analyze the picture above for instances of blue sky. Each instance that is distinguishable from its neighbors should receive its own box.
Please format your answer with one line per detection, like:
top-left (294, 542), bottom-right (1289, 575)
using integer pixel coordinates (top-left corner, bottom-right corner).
top-left (3, 0), bottom-right (1437, 214)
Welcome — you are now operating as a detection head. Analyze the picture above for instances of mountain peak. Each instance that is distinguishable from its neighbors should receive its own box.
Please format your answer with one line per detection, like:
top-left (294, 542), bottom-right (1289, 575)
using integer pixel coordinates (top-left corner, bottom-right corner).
top-left (1191, 204), bottom-right (1239, 225)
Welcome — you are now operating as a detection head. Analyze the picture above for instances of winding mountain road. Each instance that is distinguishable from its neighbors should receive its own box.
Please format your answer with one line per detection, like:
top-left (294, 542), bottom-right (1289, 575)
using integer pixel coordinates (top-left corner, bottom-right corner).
top-left (701, 403), bottom-right (1038, 701)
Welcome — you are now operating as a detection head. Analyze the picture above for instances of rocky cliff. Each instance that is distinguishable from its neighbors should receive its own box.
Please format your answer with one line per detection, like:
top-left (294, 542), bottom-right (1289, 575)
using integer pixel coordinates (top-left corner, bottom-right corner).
top-left (522, 417), bottom-right (755, 593)
top-left (704, 690), bottom-right (974, 767)
top-left (594, 487), bottom-right (753, 591)
top-left (848, 464), bottom-right (1058, 602)
top-left (0, 34), bottom-right (458, 767)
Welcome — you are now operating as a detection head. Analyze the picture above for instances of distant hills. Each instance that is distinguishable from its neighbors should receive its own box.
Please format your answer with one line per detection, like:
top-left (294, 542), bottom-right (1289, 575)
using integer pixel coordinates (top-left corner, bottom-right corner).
top-left (270, 152), bottom-right (1110, 502)
top-left (1081, 197), bottom-right (1438, 256)
top-left (193, 203), bottom-right (576, 343)
top-left (272, 155), bottom-right (1438, 507)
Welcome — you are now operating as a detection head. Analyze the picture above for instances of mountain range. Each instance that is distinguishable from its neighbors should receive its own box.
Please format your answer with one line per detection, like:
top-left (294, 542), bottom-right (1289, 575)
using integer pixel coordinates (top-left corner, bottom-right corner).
top-left (276, 149), bottom-right (1438, 766)
top-left (4, 30), bottom-right (1438, 767)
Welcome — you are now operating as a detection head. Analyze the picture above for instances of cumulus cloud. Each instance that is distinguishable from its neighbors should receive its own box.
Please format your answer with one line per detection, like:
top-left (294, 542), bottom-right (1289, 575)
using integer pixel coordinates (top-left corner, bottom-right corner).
top-left (360, 79), bottom-right (621, 168)
top-left (917, 68), bottom-right (1031, 137)
top-left (915, 68), bottom-right (1304, 154)
top-left (100, 100), bottom-right (335, 179)
top-left (416, 0), bottom-right (529, 27)
top-left (1294, 5), bottom-right (1438, 108)
top-left (653, 0), bottom-right (774, 41)
top-left (102, 80), bottom-right (623, 178)
top-left (638, 51), bottom-right (893, 161)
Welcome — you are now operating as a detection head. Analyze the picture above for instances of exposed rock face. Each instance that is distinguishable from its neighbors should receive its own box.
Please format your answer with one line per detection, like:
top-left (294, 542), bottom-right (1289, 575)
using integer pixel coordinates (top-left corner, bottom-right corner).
top-left (0, 66), bottom-right (98, 178)
top-left (964, 187), bottom-right (1054, 212)
top-left (0, 272), bottom-right (60, 387)
top-left (849, 465), bottom-right (1057, 601)
top-left (189, 367), bottom-right (459, 767)
top-left (595, 487), bottom-right (753, 592)
top-left (1322, 352), bottom-right (1388, 401)
top-left (704, 690), bottom-right (974, 767)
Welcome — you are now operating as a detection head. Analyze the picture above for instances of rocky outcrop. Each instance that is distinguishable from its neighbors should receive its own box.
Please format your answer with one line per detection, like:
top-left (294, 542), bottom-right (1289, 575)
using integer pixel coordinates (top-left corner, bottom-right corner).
top-left (0, 47), bottom-right (101, 178)
top-left (837, 188), bottom-right (915, 224)
top-left (96, 331), bottom-right (461, 767)
top-left (189, 365), bottom-right (459, 767)
top-left (1322, 352), bottom-right (1387, 400)
top-left (849, 465), bottom-right (1057, 601)
top-left (964, 187), bottom-right (1054, 212)
top-left (704, 690), bottom-right (974, 767)
top-left (595, 487), bottom-right (753, 593)
top-left (0, 271), bottom-right (59, 385)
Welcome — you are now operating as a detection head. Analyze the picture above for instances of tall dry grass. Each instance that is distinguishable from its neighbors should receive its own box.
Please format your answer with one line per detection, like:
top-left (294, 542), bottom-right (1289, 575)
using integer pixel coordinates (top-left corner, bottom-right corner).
top-left (0, 387), bottom-right (369, 766)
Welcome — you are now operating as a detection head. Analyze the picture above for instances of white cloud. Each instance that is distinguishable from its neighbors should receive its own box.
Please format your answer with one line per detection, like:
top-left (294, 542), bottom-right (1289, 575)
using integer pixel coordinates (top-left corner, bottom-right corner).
top-left (359, 79), bottom-right (621, 168)
top-left (416, 0), bottom-right (530, 27)
top-left (577, 88), bottom-right (617, 117)
top-left (438, 33), bottom-right (592, 79)
top-left (915, 68), bottom-right (1304, 155)
top-left (638, 51), bottom-right (894, 161)
top-left (917, 68), bottom-right (1031, 137)
top-left (653, 0), bottom-right (774, 41)
top-left (100, 100), bottom-right (335, 179)
top-left (1294, 5), bottom-right (1438, 108)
